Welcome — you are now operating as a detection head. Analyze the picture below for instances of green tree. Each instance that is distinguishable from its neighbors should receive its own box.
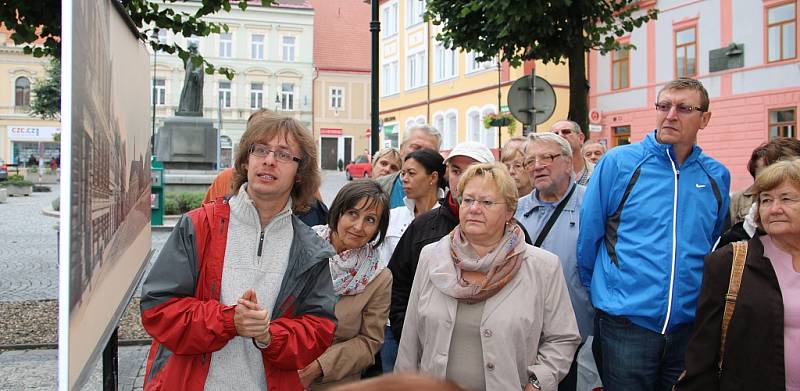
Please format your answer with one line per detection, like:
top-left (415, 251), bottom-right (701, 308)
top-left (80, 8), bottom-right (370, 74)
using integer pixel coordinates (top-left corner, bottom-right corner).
top-left (30, 57), bottom-right (61, 120)
top-left (425, 1), bottom-right (657, 134)
top-left (1, 0), bottom-right (275, 79)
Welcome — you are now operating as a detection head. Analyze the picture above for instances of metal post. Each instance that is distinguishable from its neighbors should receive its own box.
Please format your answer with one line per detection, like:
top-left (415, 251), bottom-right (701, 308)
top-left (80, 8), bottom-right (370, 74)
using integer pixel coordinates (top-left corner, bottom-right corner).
top-left (369, 0), bottom-right (380, 155)
top-left (102, 327), bottom-right (119, 391)
top-left (497, 59), bottom-right (502, 147)
top-left (530, 67), bottom-right (537, 134)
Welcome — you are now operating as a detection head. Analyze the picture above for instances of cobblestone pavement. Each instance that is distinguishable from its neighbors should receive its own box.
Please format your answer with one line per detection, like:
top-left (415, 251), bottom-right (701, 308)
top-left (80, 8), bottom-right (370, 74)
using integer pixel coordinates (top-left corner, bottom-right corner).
top-left (0, 185), bottom-right (61, 302)
top-left (0, 170), bottom-right (348, 389)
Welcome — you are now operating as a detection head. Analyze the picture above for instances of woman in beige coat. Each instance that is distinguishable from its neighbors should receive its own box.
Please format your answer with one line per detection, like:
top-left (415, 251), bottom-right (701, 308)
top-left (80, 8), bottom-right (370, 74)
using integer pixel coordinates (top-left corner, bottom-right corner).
top-left (299, 180), bottom-right (393, 389)
top-left (395, 163), bottom-right (580, 391)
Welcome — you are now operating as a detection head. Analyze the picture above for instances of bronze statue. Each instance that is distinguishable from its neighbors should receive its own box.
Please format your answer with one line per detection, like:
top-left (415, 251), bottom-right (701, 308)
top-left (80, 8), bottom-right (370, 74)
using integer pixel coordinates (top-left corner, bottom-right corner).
top-left (177, 43), bottom-right (204, 116)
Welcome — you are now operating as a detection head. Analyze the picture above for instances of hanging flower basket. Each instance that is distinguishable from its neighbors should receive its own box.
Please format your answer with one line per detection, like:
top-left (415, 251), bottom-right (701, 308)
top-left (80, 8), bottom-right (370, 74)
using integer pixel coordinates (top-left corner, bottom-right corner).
top-left (483, 112), bottom-right (518, 135)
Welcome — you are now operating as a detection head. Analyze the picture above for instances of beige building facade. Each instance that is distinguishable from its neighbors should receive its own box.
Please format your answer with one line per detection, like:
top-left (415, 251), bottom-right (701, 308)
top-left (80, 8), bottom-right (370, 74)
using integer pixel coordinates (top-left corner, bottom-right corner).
top-left (0, 30), bottom-right (61, 167)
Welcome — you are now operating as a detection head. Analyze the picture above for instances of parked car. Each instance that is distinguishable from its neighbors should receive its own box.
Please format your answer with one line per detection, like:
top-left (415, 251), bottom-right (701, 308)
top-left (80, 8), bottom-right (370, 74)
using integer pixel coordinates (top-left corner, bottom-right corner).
top-left (0, 158), bottom-right (7, 181)
top-left (345, 154), bottom-right (371, 180)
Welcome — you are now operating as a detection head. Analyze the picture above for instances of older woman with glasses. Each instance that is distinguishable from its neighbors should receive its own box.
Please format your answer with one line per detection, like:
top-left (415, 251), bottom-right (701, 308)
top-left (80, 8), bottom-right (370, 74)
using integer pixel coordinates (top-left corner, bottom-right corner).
top-left (676, 158), bottom-right (800, 391)
top-left (501, 137), bottom-right (534, 198)
top-left (395, 162), bottom-right (580, 391)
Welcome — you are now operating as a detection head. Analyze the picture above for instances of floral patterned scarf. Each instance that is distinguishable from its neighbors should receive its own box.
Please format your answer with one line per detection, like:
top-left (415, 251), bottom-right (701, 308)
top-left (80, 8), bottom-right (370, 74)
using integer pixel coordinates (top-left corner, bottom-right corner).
top-left (312, 225), bottom-right (385, 296)
top-left (430, 221), bottom-right (526, 303)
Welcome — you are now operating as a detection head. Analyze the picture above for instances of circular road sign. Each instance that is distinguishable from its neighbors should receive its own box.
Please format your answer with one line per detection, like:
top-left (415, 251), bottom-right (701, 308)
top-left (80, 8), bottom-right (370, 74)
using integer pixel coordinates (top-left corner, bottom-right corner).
top-left (507, 75), bottom-right (557, 126)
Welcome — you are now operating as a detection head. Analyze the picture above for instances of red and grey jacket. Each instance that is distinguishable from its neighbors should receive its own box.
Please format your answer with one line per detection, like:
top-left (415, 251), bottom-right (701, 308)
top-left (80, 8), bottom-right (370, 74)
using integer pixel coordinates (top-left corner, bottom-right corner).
top-left (140, 199), bottom-right (338, 390)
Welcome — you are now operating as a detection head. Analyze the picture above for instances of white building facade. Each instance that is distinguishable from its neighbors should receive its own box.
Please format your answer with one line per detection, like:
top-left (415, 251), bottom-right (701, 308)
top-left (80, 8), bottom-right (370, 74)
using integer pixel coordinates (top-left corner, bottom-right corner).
top-left (150, 1), bottom-right (314, 168)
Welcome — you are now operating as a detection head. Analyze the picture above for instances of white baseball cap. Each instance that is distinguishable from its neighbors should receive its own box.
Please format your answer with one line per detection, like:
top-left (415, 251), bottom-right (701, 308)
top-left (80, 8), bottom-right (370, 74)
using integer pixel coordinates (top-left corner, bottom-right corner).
top-left (445, 141), bottom-right (495, 164)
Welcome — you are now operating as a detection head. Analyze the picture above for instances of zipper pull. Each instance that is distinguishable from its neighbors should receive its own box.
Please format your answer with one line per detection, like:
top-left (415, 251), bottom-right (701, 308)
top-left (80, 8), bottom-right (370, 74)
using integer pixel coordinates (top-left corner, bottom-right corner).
top-left (257, 229), bottom-right (265, 257)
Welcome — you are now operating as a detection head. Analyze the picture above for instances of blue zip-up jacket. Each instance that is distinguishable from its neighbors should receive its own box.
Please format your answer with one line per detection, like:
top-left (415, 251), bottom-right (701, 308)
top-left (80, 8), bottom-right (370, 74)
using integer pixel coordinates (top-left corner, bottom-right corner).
top-left (577, 131), bottom-right (730, 334)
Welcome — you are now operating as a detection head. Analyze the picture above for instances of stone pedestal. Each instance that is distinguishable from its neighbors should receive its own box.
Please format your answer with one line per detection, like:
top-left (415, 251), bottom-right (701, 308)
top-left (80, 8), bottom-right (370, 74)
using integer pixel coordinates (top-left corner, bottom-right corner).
top-left (155, 116), bottom-right (218, 170)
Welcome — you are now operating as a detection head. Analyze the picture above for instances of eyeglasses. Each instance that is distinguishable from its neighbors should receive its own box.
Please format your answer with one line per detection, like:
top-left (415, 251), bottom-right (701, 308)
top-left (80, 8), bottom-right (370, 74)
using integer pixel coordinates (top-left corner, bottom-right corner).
top-left (249, 144), bottom-right (302, 164)
top-left (523, 153), bottom-right (562, 168)
top-left (654, 102), bottom-right (706, 115)
top-left (460, 198), bottom-right (506, 209)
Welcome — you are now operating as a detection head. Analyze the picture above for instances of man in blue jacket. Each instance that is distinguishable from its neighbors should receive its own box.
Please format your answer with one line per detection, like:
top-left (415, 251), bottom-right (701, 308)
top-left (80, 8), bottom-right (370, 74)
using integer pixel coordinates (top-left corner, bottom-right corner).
top-left (577, 78), bottom-right (730, 391)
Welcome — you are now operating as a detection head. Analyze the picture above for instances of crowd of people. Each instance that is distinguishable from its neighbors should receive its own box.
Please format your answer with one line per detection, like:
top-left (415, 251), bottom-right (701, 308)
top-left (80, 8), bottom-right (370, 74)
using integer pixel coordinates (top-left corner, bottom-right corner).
top-left (139, 77), bottom-right (799, 391)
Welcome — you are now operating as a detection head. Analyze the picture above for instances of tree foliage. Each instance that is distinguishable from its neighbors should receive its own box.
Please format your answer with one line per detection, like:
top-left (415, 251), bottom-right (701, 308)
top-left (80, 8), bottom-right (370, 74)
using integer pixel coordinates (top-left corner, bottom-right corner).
top-left (2, 0), bottom-right (275, 79)
top-left (30, 57), bottom-right (61, 120)
top-left (425, 0), bottom-right (658, 133)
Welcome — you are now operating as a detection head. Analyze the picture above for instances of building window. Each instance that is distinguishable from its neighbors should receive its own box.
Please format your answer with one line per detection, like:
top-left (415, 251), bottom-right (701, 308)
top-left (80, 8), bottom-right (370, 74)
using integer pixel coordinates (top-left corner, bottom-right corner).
top-left (218, 81), bottom-right (231, 108)
top-left (434, 44), bottom-right (458, 81)
top-left (157, 29), bottom-right (167, 45)
top-left (467, 111), bottom-right (481, 142)
top-left (465, 51), bottom-right (493, 74)
top-left (282, 36), bottom-right (296, 62)
top-left (433, 113), bottom-right (444, 138)
top-left (406, 0), bottom-right (425, 27)
top-left (767, 2), bottom-right (796, 62)
top-left (444, 111), bottom-right (457, 149)
top-left (769, 108), bottom-right (796, 139)
top-left (382, 2), bottom-right (398, 37)
top-left (14, 77), bottom-right (31, 109)
top-left (250, 83), bottom-right (264, 109)
top-left (281, 83), bottom-right (295, 111)
top-left (382, 61), bottom-right (399, 96)
top-left (613, 125), bottom-right (631, 146)
top-left (219, 32), bottom-right (232, 58)
top-left (220, 135), bottom-right (233, 169)
top-left (330, 87), bottom-right (343, 109)
top-left (406, 50), bottom-right (427, 90)
top-left (152, 79), bottom-right (166, 106)
top-left (675, 26), bottom-right (697, 77)
top-left (251, 34), bottom-right (265, 60)
top-left (611, 49), bottom-right (630, 90)
top-left (481, 108), bottom-right (497, 148)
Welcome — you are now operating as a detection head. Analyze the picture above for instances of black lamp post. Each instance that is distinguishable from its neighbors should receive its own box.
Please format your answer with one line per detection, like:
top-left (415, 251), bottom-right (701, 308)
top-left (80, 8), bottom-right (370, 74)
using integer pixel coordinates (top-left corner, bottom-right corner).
top-left (369, 0), bottom-right (379, 155)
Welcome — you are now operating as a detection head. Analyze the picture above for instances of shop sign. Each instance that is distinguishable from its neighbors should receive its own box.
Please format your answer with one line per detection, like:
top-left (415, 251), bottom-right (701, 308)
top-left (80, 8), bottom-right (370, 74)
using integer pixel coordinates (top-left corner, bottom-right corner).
top-left (7, 125), bottom-right (60, 141)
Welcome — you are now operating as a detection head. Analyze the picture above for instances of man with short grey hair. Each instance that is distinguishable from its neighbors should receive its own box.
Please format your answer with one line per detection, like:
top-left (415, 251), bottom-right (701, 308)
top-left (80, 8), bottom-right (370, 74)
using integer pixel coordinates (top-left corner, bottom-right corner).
top-left (551, 120), bottom-right (593, 185)
top-left (376, 124), bottom-right (442, 208)
top-left (516, 132), bottom-right (598, 391)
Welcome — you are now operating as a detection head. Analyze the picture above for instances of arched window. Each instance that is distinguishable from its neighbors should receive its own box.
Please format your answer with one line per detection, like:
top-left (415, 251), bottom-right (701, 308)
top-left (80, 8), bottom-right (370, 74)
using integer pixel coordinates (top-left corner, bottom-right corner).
top-left (444, 111), bottom-right (458, 149)
top-left (467, 110), bottom-right (481, 142)
top-left (15, 77), bottom-right (31, 109)
top-left (481, 107), bottom-right (498, 148)
top-left (432, 112), bottom-right (445, 139)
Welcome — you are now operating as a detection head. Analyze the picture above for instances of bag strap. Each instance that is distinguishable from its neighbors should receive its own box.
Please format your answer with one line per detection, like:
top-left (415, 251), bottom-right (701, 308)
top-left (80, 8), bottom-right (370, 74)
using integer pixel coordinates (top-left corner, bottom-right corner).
top-left (719, 240), bottom-right (748, 371)
top-left (533, 183), bottom-right (577, 247)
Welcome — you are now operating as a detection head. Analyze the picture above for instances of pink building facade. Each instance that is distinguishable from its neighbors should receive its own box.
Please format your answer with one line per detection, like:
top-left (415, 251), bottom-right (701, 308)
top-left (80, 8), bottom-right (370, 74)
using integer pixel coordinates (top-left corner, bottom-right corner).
top-left (588, 0), bottom-right (799, 192)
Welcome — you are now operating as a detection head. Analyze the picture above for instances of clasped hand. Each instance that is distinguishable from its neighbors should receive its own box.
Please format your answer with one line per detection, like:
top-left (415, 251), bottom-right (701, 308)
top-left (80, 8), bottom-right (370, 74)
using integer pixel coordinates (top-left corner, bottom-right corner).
top-left (234, 288), bottom-right (271, 345)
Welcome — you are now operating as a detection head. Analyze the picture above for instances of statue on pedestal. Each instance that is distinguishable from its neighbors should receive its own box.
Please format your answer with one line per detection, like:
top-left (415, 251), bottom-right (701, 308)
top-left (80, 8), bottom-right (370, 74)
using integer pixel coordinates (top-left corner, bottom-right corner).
top-left (176, 43), bottom-right (204, 116)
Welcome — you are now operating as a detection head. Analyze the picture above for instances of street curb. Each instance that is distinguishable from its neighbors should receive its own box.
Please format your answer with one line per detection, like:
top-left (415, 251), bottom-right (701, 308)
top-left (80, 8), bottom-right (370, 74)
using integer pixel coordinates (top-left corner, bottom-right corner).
top-left (0, 338), bottom-right (152, 351)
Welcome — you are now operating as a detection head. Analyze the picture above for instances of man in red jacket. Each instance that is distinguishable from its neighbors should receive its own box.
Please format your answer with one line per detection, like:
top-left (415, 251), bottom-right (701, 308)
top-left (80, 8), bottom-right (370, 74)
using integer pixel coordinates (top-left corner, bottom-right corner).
top-left (140, 111), bottom-right (337, 390)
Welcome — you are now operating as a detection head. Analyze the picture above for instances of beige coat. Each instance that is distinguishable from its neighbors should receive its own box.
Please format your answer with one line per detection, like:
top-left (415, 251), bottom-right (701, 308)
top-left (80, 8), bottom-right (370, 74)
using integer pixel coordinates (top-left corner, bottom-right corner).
top-left (395, 237), bottom-right (581, 391)
top-left (311, 268), bottom-right (392, 389)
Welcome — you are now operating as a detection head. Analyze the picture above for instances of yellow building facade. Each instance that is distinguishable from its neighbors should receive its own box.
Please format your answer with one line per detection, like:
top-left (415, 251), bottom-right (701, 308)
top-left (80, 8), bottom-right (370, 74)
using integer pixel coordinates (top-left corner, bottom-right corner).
top-left (0, 31), bottom-right (60, 167)
top-left (378, 0), bottom-right (571, 152)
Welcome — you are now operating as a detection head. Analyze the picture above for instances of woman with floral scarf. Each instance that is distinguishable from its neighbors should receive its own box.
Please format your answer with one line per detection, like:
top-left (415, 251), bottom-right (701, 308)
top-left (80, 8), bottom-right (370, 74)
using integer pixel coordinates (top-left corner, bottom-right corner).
top-left (299, 180), bottom-right (392, 389)
top-left (395, 163), bottom-right (581, 391)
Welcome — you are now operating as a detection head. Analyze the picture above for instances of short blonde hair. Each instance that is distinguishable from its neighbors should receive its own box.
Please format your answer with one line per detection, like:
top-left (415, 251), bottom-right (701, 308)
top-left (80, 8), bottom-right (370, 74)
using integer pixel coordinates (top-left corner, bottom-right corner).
top-left (372, 147), bottom-right (401, 169)
top-left (753, 158), bottom-right (800, 229)
top-left (501, 137), bottom-right (526, 163)
top-left (232, 111), bottom-right (320, 213)
top-left (456, 162), bottom-right (518, 212)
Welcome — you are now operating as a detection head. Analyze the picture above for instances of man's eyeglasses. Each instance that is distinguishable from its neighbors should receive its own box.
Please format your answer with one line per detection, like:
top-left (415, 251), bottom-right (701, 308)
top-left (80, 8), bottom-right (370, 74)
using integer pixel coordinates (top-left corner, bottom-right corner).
top-left (460, 198), bottom-right (506, 209)
top-left (523, 153), bottom-right (562, 168)
top-left (654, 102), bottom-right (706, 115)
top-left (249, 144), bottom-right (302, 164)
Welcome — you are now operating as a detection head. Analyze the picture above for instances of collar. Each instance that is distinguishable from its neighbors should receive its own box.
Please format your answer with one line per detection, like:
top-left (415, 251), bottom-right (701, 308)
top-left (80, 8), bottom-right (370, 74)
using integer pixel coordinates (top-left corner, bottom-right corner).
top-left (231, 184), bottom-right (293, 228)
top-left (645, 130), bottom-right (702, 167)
top-left (402, 188), bottom-right (446, 214)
